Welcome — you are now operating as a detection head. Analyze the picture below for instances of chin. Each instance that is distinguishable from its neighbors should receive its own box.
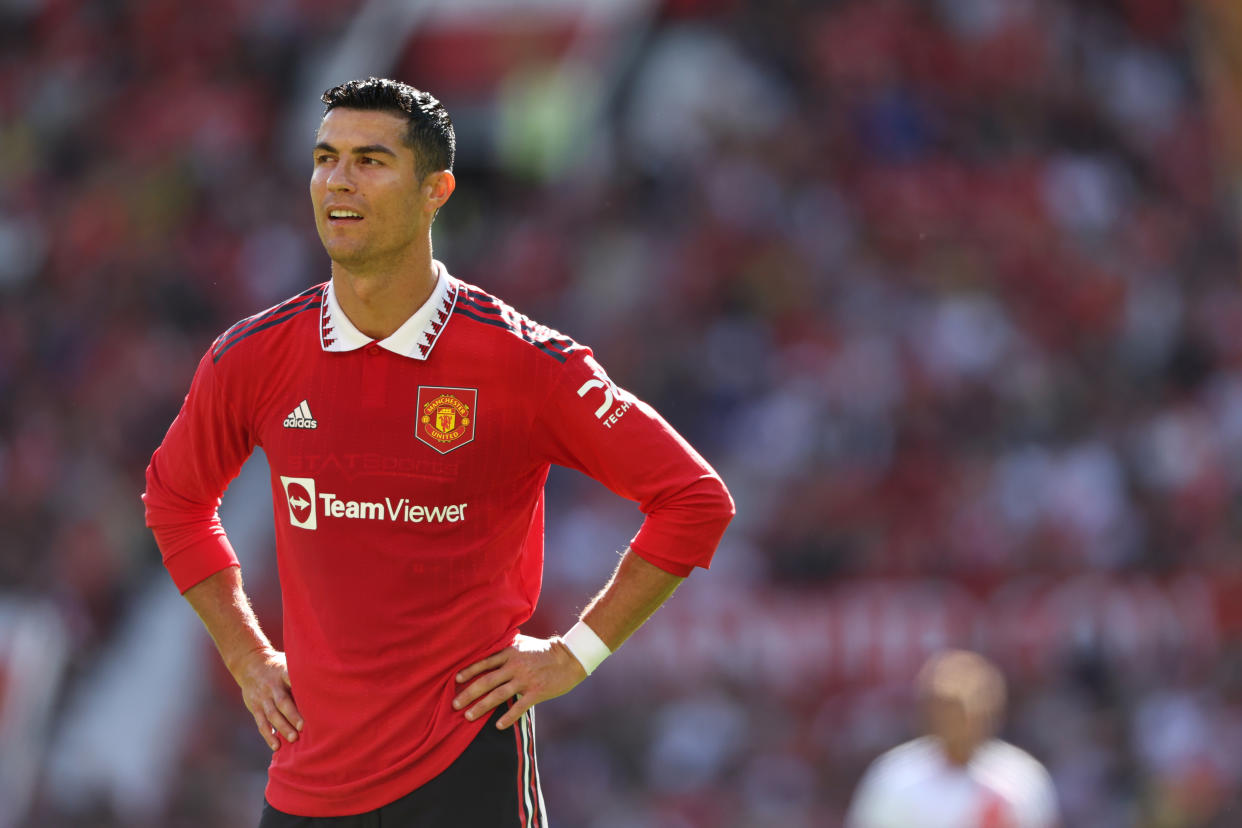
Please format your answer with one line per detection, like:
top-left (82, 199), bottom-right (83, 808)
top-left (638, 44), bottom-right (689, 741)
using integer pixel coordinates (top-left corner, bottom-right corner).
top-left (323, 243), bottom-right (368, 267)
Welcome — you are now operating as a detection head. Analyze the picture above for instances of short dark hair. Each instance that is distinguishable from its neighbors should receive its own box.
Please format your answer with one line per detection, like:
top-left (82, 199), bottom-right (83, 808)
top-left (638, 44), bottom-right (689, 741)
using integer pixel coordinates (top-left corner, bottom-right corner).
top-left (321, 77), bottom-right (455, 179)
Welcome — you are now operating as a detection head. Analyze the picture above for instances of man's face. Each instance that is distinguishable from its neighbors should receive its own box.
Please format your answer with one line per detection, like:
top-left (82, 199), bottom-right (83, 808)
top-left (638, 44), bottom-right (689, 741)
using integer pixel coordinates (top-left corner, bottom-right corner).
top-left (309, 108), bottom-right (427, 269)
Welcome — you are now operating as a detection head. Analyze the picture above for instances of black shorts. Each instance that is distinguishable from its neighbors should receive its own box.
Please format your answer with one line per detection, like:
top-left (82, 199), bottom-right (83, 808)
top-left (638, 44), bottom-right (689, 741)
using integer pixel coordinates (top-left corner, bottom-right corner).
top-left (258, 704), bottom-right (547, 828)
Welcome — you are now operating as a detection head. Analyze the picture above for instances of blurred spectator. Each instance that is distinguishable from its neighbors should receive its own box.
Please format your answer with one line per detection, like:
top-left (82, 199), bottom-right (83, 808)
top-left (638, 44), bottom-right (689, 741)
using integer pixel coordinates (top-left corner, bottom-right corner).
top-left (845, 649), bottom-right (1059, 828)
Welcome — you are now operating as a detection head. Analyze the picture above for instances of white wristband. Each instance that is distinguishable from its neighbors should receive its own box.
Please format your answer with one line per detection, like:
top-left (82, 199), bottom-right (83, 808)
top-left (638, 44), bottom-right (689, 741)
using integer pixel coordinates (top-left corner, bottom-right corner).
top-left (562, 620), bottom-right (611, 676)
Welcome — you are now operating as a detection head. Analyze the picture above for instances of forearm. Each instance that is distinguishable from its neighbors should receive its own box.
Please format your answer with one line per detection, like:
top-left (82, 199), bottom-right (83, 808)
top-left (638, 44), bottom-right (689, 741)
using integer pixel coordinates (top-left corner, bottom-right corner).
top-left (578, 547), bottom-right (684, 651)
top-left (182, 565), bottom-right (273, 675)
top-left (183, 566), bottom-right (302, 749)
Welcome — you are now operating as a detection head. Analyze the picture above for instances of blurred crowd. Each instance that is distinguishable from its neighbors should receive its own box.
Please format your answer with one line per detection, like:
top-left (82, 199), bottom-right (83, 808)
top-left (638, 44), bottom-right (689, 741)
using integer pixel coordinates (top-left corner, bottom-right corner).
top-left (4, 0), bottom-right (1242, 825)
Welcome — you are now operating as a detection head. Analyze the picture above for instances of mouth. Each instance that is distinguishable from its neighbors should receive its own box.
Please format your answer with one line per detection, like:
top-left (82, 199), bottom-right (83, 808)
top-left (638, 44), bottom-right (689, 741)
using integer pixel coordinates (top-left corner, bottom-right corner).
top-left (326, 209), bottom-right (364, 225)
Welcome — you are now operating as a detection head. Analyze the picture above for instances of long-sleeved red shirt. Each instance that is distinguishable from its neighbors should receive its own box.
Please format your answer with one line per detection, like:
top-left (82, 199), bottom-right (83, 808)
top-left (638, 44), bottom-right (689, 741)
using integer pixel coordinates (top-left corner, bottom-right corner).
top-left (142, 263), bottom-right (734, 816)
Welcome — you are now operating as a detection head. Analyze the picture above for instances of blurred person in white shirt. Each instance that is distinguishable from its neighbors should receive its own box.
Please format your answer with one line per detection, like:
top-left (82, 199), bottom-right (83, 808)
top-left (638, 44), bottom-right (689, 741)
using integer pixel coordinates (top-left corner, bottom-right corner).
top-left (846, 650), bottom-right (1059, 828)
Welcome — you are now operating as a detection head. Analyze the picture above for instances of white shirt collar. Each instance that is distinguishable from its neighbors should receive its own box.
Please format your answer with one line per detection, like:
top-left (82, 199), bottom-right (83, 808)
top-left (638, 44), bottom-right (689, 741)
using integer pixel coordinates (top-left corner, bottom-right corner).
top-left (319, 261), bottom-right (456, 360)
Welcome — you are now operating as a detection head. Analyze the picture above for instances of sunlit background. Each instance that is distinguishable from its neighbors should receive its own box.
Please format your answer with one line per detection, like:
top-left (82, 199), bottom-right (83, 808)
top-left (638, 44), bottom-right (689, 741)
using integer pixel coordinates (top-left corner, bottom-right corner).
top-left (4, 0), bottom-right (1242, 826)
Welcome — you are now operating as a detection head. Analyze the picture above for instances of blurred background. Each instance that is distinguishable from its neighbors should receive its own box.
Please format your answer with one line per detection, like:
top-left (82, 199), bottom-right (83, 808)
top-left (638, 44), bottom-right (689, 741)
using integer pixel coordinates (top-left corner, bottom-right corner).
top-left (3, 0), bottom-right (1242, 825)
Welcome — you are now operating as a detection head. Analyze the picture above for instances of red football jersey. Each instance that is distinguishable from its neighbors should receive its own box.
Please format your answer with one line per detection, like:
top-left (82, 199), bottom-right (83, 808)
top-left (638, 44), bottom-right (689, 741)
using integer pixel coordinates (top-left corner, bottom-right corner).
top-left (142, 263), bottom-right (734, 816)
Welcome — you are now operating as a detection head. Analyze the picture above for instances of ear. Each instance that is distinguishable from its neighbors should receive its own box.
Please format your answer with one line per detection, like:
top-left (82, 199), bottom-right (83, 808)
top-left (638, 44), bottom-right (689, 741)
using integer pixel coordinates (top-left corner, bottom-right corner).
top-left (422, 170), bottom-right (456, 212)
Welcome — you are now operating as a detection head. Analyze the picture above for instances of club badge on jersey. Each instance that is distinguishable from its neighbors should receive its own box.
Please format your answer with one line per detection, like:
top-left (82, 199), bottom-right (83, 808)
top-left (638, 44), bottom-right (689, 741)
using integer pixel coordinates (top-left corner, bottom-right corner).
top-left (416, 386), bottom-right (477, 454)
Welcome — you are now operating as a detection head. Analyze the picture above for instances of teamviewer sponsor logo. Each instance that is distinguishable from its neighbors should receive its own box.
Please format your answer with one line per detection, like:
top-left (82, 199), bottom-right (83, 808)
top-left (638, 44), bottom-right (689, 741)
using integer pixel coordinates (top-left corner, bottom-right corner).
top-left (277, 475), bottom-right (468, 530)
top-left (280, 476), bottom-right (317, 530)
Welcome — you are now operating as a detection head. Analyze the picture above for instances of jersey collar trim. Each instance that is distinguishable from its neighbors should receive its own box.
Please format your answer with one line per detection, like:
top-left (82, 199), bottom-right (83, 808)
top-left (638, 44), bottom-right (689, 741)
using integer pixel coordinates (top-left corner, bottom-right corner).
top-left (319, 261), bottom-right (456, 360)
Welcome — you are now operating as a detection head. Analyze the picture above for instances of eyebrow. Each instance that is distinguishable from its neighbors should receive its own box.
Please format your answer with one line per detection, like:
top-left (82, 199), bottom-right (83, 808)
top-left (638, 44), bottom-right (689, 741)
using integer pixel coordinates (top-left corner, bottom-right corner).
top-left (313, 142), bottom-right (398, 157)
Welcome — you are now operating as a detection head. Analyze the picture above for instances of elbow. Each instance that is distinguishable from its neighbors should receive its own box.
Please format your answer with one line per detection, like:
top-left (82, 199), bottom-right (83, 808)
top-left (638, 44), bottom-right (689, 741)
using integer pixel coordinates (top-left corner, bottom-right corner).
top-left (716, 481), bottom-right (736, 529)
top-left (701, 474), bottom-right (736, 534)
top-left (719, 478), bottom-right (736, 522)
top-left (692, 475), bottom-right (735, 569)
top-left (141, 452), bottom-right (164, 527)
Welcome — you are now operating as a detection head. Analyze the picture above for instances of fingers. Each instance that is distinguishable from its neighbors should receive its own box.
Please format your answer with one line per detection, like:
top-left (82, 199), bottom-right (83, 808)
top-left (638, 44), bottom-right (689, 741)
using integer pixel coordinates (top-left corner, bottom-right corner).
top-left (241, 657), bottom-right (303, 750)
top-left (496, 695), bottom-right (532, 730)
top-left (452, 666), bottom-right (511, 716)
top-left (452, 648), bottom-right (516, 719)
top-left (273, 686), bottom-right (304, 734)
top-left (455, 648), bottom-right (510, 684)
top-left (252, 709), bottom-right (280, 751)
top-left (263, 696), bottom-right (300, 743)
top-left (463, 681), bottom-right (520, 723)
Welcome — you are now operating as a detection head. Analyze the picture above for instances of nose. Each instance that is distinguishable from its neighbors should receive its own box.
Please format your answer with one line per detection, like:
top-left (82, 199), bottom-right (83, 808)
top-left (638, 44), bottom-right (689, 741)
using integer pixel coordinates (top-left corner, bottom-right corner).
top-left (326, 159), bottom-right (355, 192)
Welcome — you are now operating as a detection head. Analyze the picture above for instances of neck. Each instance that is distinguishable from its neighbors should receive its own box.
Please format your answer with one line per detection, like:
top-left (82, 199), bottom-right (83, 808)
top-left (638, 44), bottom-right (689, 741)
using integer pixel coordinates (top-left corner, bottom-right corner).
top-left (330, 245), bottom-right (437, 340)
top-left (938, 737), bottom-right (980, 767)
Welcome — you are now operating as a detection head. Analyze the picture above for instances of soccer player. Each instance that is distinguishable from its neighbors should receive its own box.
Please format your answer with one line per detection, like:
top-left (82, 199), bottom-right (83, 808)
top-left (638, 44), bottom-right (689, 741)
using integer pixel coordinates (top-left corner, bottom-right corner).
top-left (142, 77), bottom-right (734, 827)
top-left (846, 650), bottom-right (1060, 828)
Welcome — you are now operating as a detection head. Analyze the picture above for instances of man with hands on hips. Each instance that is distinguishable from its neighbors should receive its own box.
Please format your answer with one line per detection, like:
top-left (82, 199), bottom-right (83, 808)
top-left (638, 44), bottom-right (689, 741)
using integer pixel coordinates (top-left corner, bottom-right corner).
top-left (143, 77), bottom-right (734, 827)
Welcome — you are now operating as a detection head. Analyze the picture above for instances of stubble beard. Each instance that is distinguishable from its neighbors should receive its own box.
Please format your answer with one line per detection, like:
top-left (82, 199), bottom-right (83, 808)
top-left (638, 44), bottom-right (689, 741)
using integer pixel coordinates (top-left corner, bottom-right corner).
top-left (324, 233), bottom-right (415, 280)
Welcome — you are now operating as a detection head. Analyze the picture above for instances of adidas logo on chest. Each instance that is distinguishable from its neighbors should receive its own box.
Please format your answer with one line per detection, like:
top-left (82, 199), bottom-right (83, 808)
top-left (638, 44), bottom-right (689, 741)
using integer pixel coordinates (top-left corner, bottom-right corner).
top-left (284, 400), bottom-right (318, 430)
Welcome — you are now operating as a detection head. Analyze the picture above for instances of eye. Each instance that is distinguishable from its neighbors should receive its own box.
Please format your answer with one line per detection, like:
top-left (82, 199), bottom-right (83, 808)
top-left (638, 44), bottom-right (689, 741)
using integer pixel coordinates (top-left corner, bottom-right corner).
top-left (360, 156), bottom-right (382, 166)
top-left (314, 154), bottom-right (335, 165)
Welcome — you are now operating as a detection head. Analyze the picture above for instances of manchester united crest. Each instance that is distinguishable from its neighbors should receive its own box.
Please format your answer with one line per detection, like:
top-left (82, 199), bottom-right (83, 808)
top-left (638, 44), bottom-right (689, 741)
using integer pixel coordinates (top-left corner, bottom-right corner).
top-left (416, 386), bottom-right (477, 454)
